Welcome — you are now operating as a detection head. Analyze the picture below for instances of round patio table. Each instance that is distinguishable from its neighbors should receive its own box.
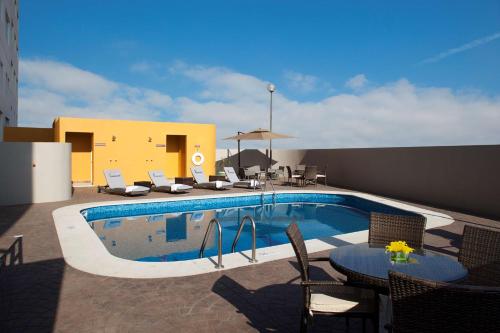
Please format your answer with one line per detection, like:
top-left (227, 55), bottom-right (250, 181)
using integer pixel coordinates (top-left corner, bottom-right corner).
top-left (329, 243), bottom-right (468, 293)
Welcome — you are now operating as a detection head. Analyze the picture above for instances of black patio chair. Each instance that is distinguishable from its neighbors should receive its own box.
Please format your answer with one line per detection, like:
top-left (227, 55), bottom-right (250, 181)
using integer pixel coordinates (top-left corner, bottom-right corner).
top-left (458, 225), bottom-right (500, 286)
top-left (369, 212), bottom-right (427, 250)
top-left (285, 223), bottom-right (377, 333)
top-left (388, 270), bottom-right (500, 333)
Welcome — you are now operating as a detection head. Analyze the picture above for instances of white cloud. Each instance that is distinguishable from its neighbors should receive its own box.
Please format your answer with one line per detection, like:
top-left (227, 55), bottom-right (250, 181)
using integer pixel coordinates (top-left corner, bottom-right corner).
top-left (345, 74), bottom-right (368, 89)
top-left (19, 59), bottom-right (172, 126)
top-left (283, 70), bottom-right (319, 93)
top-left (420, 31), bottom-right (500, 64)
top-left (19, 59), bottom-right (500, 148)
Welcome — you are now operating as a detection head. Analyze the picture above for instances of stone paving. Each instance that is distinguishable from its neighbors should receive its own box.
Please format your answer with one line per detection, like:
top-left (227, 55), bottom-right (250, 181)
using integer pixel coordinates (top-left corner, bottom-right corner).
top-left (0, 184), bottom-right (499, 332)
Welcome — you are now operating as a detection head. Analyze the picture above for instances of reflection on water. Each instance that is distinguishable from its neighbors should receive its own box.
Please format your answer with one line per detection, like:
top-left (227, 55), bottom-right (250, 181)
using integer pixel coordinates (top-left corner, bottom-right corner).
top-left (89, 203), bottom-right (368, 262)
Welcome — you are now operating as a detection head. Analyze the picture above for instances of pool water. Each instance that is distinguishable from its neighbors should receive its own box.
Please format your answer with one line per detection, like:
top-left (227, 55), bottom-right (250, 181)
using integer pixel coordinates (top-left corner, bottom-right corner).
top-left (83, 193), bottom-right (419, 262)
top-left (89, 203), bottom-right (368, 262)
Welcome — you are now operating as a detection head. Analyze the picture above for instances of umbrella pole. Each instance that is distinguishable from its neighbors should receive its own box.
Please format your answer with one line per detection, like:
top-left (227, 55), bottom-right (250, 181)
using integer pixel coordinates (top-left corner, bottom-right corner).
top-left (237, 131), bottom-right (243, 172)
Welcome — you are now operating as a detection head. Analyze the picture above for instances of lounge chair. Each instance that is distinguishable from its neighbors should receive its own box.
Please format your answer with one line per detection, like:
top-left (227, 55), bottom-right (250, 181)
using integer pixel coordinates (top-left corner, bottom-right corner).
top-left (103, 169), bottom-right (150, 196)
top-left (148, 170), bottom-right (192, 193)
top-left (190, 166), bottom-right (232, 190)
top-left (223, 167), bottom-right (260, 189)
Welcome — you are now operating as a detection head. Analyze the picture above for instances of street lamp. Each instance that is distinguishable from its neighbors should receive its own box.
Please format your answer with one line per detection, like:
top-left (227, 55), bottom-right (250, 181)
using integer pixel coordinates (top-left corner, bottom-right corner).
top-left (267, 83), bottom-right (275, 170)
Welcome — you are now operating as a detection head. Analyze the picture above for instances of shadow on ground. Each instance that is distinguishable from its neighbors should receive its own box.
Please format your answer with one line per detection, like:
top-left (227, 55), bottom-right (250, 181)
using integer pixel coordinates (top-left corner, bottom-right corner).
top-left (0, 258), bottom-right (65, 332)
top-left (212, 260), bottom-right (370, 333)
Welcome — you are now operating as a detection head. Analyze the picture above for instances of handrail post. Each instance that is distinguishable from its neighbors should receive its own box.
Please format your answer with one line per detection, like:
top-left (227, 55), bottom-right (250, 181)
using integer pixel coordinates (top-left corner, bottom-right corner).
top-left (231, 215), bottom-right (258, 263)
top-left (199, 218), bottom-right (224, 269)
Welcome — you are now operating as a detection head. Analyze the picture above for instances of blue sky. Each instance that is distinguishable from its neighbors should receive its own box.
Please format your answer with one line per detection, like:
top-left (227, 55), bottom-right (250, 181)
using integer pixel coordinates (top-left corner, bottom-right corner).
top-left (18, 1), bottom-right (500, 148)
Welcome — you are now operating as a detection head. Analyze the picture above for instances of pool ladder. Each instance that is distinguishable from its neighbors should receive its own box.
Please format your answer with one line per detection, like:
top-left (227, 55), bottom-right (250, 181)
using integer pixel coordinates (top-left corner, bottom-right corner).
top-left (199, 218), bottom-right (224, 269)
top-left (199, 215), bottom-right (259, 269)
top-left (260, 173), bottom-right (277, 205)
top-left (231, 215), bottom-right (258, 263)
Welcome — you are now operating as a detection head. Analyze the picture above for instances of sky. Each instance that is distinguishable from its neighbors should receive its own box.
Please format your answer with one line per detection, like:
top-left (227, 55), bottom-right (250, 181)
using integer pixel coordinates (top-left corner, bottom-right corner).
top-left (18, 0), bottom-right (500, 148)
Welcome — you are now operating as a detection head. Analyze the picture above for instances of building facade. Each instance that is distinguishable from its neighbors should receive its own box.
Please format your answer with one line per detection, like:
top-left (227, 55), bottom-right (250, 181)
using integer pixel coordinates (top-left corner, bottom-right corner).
top-left (0, 0), bottom-right (19, 141)
top-left (4, 117), bottom-right (217, 186)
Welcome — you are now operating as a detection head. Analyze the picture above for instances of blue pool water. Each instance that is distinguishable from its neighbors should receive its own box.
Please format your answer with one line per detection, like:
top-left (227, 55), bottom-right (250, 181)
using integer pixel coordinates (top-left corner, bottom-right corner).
top-left (83, 193), bottom-right (419, 262)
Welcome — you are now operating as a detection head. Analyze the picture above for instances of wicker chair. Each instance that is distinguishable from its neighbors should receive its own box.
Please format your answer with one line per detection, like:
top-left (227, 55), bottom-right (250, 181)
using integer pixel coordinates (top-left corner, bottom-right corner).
top-left (369, 212), bottom-right (427, 250)
top-left (388, 270), bottom-right (500, 333)
top-left (458, 225), bottom-right (500, 286)
top-left (302, 165), bottom-right (318, 186)
top-left (285, 223), bottom-right (377, 333)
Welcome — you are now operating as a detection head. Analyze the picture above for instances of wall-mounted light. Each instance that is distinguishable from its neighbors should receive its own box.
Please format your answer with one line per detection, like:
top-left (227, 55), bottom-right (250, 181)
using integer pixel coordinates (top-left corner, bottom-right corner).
top-left (112, 135), bottom-right (116, 142)
top-left (148, 137), bottom-right (152, 143)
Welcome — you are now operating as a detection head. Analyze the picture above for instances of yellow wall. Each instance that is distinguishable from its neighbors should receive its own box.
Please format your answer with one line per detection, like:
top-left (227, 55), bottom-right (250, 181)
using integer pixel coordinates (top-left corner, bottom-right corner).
top-left (4, 127), bottom-right (54, 142)
top-left (53, 117), bottom-right (216, 186)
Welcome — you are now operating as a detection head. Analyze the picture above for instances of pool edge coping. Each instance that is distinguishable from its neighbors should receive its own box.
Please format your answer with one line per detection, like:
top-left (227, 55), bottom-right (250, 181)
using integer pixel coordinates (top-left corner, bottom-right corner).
top-left (52, 190), bottom-right (454, 279)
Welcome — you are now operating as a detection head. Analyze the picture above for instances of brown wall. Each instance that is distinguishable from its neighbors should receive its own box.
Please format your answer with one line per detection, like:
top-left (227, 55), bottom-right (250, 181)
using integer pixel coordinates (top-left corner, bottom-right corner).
top-left (218, 145), bottom-right (500, 220)
top-left (4, 127), bottom-right (54, 142)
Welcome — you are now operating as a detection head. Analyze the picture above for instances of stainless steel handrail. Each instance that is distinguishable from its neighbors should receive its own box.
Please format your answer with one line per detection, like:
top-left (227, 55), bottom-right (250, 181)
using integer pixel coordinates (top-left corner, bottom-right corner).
top-left (231, 215), bottom-right (258, 263)
top-left (199, 218), bottom-right (224, 269)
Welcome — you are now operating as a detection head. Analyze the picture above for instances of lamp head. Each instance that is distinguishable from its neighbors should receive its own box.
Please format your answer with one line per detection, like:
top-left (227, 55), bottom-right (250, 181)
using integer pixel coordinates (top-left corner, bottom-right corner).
top-left (267, 83), bottom-right (276, 93)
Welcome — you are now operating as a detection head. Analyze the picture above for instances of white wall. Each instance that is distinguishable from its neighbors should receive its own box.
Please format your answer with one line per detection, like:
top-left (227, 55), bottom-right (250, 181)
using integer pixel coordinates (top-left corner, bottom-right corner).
top-left (0, 142), bottom-right (72, 206)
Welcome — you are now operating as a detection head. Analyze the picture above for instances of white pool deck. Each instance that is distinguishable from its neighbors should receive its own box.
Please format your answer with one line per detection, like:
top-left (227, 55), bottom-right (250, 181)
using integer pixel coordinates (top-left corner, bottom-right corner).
top-left (52, 190), bottom-right (454, 279)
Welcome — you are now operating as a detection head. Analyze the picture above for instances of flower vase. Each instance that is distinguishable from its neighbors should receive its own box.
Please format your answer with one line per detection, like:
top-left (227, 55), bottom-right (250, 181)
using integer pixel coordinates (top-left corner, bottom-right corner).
top-left (391, 251), bottom-right (409, 263)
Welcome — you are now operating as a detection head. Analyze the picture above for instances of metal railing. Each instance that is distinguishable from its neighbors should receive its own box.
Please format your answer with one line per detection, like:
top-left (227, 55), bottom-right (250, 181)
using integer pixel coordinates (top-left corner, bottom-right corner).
top-left (0, 235), bottom-right (23, 270)
top-left (199, 218), bottom-right (224, 269)
top-left (231, 215), bottom-right (258, 263)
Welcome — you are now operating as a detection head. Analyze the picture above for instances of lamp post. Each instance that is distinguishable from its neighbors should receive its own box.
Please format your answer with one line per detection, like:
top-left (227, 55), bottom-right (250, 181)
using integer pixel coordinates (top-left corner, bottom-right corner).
top-left (267, 83), bottom-right (275, 170)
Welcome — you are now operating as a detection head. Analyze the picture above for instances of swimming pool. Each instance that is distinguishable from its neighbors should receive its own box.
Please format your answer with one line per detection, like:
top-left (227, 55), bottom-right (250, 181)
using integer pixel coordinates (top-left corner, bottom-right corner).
top-left (82, 193), bottom-right (419, 262)
top-left (53, 191), bottom-right (454, 278)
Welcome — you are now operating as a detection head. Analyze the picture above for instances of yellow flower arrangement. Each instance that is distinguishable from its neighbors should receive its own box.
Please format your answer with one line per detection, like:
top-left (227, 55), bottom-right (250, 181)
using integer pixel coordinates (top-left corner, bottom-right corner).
top-left (385, 241), bottom-right (414, 255)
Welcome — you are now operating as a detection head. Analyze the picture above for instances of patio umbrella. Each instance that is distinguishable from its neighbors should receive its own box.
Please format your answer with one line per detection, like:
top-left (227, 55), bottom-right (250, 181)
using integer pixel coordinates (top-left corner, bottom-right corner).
top-left (223, 128), bottom-right (294, 170)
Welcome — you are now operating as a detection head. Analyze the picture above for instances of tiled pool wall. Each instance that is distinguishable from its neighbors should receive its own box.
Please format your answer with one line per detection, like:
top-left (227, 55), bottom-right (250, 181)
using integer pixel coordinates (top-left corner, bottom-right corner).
top-left (82, 193), bottom-right (420, 222)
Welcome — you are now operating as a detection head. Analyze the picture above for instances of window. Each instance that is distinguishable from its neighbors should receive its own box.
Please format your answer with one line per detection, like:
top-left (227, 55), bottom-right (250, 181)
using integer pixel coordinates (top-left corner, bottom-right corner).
top-left (5, 11), bottom-right (12, 46)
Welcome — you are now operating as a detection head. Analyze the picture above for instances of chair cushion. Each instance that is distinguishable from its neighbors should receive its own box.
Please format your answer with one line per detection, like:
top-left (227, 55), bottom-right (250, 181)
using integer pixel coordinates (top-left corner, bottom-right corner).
top-left (310, 287), bottom-right (375, 313)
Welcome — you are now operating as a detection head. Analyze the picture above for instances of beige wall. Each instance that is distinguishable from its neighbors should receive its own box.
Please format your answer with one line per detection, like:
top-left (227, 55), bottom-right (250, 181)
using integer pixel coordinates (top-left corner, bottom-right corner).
top-left (0, 142), bottom-right (72, 206)
top-left (217, 145), bottom-right (500, 220)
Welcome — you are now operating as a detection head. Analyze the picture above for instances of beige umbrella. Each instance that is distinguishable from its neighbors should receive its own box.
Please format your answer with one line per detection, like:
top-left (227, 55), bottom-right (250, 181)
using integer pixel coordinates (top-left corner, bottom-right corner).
top-left (223, 128), bottom-right (293, 141)
top-left (223, 128), bottom-right (294, 169)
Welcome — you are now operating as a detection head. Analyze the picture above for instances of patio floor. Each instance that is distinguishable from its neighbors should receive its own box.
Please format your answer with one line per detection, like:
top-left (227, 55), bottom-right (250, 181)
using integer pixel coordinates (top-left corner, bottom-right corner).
top-left (0, 184), bottom-right (499, 332)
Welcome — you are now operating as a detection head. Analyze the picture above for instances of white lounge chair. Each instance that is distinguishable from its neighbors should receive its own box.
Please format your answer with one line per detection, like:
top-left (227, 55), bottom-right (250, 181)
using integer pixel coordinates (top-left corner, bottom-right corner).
top-left (190, 166), bottom-right (232, 190)
top-left (103, 169), bottom-right (150, 196)
top-left (148, 170), bottom-right (192, 193)
top-left (224, 167), bottom-right (260, 189)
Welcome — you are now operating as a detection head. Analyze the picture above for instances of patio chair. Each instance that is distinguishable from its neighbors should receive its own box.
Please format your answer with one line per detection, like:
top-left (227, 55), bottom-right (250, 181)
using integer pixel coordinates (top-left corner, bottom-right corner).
top-left (458, 225), bottom-right (500, 286)
top-left (103, 169), bottom-right (150, 196)
top-left (368, 212), bottom-right (426, 249)
top-left (148, 170), bottom-right (192, 193)
top-left (243, 165), bottom-right (261, 179)
top-left (223, 167), bottom-right (260, 189)
top-left (286, 223), bottom-right (377, 333)
top-left (299, 165), bottom-right (318, 186)
top-left (190, 166), bottom-right (232, 190)
top-left (387, 270), bottom-right (500, 333)
top-left (316, 165), bottom-right (327, 185)
top-left (294, 164), bottom-right (306, 177)
top-left (286, 166), bottom-right (302, 186)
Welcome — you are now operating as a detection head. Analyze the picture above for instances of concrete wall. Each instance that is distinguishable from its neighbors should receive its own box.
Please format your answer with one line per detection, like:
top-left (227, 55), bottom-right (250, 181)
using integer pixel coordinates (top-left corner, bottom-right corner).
top-left (217, 145), bottom-right (500, 220)
top-left (0, 142), bottom-right (72, 206)
top-left (0, 0), bottom-right (19, 133)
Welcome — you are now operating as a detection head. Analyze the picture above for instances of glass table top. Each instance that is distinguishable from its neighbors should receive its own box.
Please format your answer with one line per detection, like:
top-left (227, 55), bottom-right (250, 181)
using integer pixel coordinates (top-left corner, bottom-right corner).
top-left (329, 243), bottom-right (468, 283)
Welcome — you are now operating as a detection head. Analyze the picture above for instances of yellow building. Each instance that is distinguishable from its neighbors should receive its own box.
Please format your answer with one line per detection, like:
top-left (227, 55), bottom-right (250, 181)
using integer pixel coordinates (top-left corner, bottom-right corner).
top-left (4, 117), bottom-right (216, 186)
